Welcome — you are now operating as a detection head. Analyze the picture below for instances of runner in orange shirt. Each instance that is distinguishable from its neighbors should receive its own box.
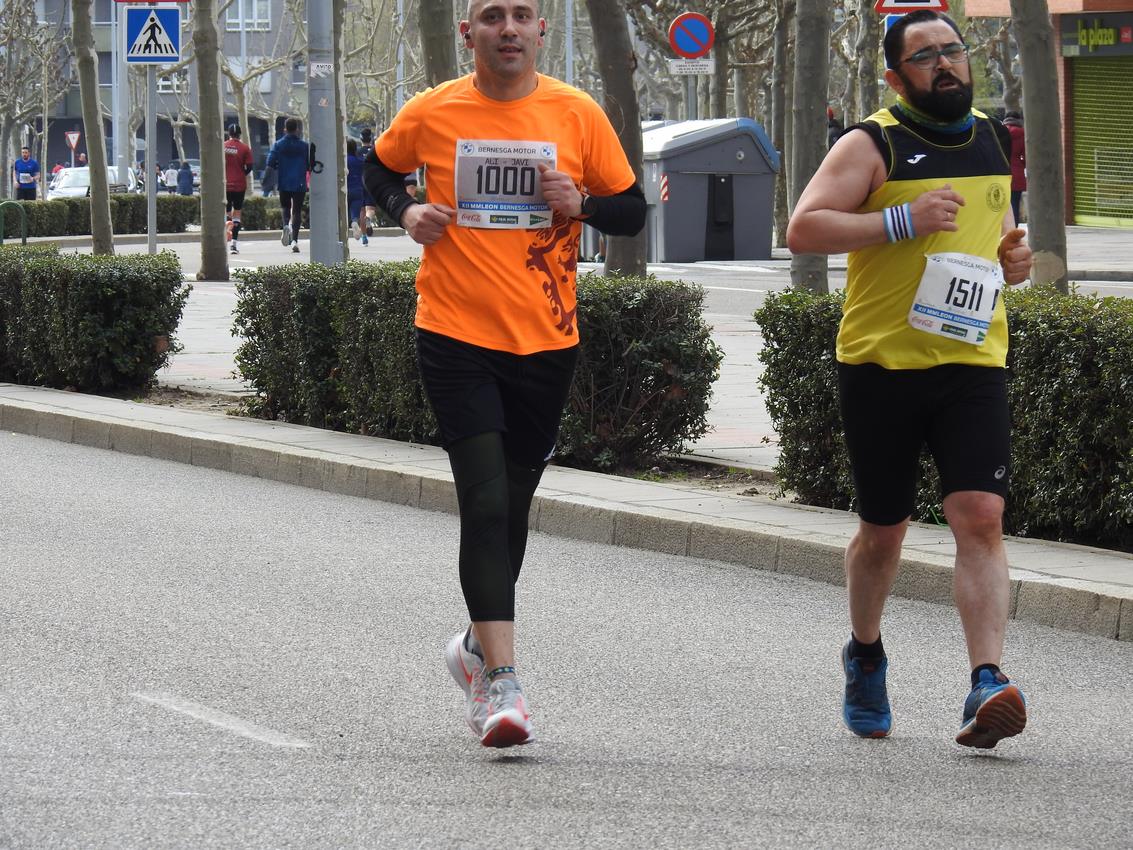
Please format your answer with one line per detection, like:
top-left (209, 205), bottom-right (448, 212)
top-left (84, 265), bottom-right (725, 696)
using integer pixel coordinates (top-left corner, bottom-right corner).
top-left (365, 0), bottom-right (645, 749)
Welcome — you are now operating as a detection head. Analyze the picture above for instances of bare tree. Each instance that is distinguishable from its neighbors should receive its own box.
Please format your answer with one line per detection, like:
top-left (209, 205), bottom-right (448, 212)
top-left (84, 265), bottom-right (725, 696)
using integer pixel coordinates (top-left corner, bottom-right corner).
top-left (419, 0), bottom-right (459, 86)
top-left (584, 0), bottom-right (645, 277)
top-left (70, 0), bottom-right (113, 254)
top-left (1009, 0), bottom-right (1066, 291)
top-left (0, 3), bottom-right (72, 200)
top-left (789, 0), bottom-right (830, 293)
top-left (771, 0), bottom-right (794, 247)
top-left (193, 0), bottom-right (229, 281)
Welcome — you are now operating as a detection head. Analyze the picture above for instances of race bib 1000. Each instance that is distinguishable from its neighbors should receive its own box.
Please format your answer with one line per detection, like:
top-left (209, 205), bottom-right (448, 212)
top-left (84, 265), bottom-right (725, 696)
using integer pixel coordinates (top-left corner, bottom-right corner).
top-left (454, 139), bottom-right (556, 229)
top-left (908, 252), bottom-right (1004, 346)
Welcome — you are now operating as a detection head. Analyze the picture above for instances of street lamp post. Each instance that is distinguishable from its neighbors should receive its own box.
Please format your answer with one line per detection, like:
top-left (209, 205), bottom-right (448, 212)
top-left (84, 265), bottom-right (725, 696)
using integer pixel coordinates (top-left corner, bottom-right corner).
top-left (307, 0), bottom-right (343, 265)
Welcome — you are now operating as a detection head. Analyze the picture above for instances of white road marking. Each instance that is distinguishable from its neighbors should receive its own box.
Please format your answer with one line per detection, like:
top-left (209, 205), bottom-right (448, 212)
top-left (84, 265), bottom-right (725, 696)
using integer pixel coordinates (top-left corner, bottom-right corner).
top-left (132, 692), bottom-right (312, 748)
top-left (701, 285), bottom-right (772, 294)
top-left (650, 263), bottom-right (779, 274)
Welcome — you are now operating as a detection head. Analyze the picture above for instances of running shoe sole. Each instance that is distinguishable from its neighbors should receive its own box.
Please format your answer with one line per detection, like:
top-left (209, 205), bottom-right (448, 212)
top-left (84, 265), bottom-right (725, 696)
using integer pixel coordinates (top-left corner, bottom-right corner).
top-left (955, 684), bottom-right (1027, 749)
top-left (281, 228), bottom-right (291, 246)
top-left (480, 711), bottom-right (533, 748)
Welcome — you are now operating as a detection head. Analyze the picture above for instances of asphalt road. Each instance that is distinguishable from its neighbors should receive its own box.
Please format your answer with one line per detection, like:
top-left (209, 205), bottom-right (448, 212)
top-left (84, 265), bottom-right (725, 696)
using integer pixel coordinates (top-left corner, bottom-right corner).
top-left (2, 431), bottom-right (1131, 849)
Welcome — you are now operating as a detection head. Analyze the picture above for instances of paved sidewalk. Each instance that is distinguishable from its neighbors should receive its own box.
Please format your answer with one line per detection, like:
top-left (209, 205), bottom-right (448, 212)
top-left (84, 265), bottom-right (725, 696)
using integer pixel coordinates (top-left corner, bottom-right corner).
top-left (2, 383), bottom-right (1129, 643)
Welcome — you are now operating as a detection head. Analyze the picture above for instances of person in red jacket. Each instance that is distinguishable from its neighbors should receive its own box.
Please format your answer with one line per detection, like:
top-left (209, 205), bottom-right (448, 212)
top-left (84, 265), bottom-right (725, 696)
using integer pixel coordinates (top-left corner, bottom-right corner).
top-left (1003, 111), bottom-right (1026, 225)
top-left (224, 124), bottom-right (254, 254)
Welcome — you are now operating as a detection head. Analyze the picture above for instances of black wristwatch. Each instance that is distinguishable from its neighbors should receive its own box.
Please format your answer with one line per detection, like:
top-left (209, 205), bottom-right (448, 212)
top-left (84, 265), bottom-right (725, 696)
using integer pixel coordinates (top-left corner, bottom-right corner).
top-left (579, 193), bottom-right (598, 219)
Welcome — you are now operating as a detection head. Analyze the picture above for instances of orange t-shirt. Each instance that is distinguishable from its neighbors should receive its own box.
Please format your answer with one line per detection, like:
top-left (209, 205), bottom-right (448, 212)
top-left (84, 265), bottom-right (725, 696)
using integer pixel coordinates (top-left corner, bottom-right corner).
top-left (375, 73), bottom-right (636, 354)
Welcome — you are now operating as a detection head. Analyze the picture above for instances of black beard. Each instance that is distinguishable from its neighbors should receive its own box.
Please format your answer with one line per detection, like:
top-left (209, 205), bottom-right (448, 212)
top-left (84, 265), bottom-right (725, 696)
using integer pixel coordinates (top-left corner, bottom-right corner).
top-left (901, 73), bottom-right (974, 122)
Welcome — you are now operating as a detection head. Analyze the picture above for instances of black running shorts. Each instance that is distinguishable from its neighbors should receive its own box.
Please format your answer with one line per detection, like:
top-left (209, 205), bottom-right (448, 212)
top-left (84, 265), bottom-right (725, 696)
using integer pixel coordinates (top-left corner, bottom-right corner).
top-left (225, 190), bottom-right (246, 212)
top-left (837, 362), bottom-right (1011, 526)
top-left (416, 328), bottom-right (578, 467)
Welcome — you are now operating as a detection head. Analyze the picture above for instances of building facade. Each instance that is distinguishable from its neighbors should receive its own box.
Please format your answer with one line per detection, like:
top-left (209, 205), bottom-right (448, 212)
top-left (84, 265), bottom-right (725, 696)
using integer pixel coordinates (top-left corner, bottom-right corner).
top-left (37, 0), bottom-right (307, 173)
top-left (968, 0), bottom-right (1133, 227)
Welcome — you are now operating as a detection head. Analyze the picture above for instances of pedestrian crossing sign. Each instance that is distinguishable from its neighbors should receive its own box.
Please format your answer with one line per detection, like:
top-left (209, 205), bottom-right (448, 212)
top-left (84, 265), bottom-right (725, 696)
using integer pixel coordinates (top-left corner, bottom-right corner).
top-left (125, 7), bottom-right (181, 64)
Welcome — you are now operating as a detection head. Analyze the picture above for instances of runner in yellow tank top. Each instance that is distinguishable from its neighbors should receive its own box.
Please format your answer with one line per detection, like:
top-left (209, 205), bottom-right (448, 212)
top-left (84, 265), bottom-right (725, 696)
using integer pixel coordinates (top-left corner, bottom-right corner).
top-left (787, 10), bottom-right (1033, 751)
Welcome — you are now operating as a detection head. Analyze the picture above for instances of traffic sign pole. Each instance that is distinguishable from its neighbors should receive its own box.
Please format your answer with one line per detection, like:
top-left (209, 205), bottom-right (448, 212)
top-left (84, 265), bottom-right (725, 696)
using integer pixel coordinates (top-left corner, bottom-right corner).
top-left (668, 12), bottom-right (715, 121)
top-left (146, 65), bottom-right (157, 254)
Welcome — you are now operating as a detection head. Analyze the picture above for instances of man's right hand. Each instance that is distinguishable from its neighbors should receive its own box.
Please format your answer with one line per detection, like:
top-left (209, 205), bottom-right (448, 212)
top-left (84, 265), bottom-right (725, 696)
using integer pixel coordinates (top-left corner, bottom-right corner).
top-left (910, 184), bottom-right (966, 235)
top-left (401, 203), bottom-right (455, 245)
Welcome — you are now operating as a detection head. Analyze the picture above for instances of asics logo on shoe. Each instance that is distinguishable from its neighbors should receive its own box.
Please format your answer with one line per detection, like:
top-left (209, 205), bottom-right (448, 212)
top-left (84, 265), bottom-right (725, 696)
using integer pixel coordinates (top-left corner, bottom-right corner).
top-left (907, 154), bottom-right (927, 164)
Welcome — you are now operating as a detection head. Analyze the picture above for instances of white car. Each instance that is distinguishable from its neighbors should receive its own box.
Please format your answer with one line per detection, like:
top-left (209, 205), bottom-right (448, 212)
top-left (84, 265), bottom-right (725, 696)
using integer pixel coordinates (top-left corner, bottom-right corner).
top-left (46, 166), bottom-right (138, 199)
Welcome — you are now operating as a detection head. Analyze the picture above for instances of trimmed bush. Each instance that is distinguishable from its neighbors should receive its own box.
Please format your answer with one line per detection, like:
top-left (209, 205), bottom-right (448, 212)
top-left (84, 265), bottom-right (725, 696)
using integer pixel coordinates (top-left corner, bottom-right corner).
top-left (0, 246), bottom-right (191, 392)
top-left (755, 285), bottom-right (1133, 550)
top-left (233, 262), bottom-right (721, 470)
top-left (561, 272), bottom-right (722, 470)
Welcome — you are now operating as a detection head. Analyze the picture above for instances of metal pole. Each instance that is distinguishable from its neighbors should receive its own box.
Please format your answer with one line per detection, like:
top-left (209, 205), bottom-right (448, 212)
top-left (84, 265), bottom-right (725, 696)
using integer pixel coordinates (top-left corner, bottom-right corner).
top-left (116, 2), bottom-right (129, 182)
top-left (307, 0), bottom-right (343, 265)
top-left (565, 0), bottom-right (573, 86)
top-left (395, 0), bottom-right (405, 111)
top-left (146, 65), bottom-right (157, 254)
top-left (686, 76), bottom-right (697, 121)
top-left (240, 0), bottom-right (247, 81)
top-left (111, 7), bottom-right (120, 167)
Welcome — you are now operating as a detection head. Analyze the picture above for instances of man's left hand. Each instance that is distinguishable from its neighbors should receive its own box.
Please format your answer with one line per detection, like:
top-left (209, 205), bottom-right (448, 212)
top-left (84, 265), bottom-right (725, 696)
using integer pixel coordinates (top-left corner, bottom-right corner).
top-left (538, 163), bottom-right (583, 218)
top-left (999, 228), bottom-right (1032, 285)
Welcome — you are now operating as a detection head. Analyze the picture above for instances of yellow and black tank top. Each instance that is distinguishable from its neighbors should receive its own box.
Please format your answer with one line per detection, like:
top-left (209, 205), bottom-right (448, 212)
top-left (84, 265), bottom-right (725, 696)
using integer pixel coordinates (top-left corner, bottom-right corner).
top-left (837, 107), bottom-right (1013, 370)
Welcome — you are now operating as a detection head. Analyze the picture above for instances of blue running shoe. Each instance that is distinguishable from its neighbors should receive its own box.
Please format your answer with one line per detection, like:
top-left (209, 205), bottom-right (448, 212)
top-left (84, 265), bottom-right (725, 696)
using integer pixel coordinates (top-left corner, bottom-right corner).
top-left (842, 642), bottom-right (892, 738)
top-left (955, 669), bottom-right (1027, 749)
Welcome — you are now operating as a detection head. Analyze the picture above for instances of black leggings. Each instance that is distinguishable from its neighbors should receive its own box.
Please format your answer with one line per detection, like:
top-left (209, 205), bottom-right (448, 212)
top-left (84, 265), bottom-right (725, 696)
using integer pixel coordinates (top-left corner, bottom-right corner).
top-left (280, 189), bottom-right (306, 237)
top-left (448, 431), bottom-right (545, 621)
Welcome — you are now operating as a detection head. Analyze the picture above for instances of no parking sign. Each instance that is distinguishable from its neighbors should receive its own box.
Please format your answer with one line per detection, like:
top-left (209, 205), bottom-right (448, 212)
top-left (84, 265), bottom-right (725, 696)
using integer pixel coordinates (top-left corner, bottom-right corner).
top-left (668, 12), bottom-right (715, 60)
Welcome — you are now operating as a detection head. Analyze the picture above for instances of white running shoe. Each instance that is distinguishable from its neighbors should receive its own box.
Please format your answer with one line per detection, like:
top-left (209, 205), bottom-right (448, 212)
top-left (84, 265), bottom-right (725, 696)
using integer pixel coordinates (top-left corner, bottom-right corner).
top-left (281, 226), bottom-right (292, 246)
top-left (351, 220), bottom-right (362, 240)
top-left (291, 242), bottom-right (300, 254)
top-left (444, 629), bottom-right (488, 736)
top-left (230, 242), bottom-right (239, 254)
top-left (480, 677), bottom-right (533, 748)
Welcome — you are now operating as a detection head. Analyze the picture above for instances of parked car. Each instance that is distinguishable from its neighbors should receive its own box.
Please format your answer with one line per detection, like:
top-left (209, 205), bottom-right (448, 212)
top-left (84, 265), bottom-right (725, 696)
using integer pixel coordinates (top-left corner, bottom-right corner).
top-left (46, 166), bottom-right (138, 199)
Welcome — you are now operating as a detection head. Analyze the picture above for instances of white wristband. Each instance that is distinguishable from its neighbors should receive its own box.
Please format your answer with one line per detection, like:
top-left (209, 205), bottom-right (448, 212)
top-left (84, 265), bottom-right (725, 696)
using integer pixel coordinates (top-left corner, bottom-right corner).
top-left (884, 203), bottom-right (915, 242)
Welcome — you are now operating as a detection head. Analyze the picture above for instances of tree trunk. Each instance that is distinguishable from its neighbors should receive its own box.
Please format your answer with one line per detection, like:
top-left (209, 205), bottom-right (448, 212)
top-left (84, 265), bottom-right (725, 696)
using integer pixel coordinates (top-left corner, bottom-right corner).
top-left (854, 0), bottom-right (880, 123)
top-left (1010, 0), bottom-right (1067, 291)
top-left (789, 0), bottom-right (830, 293)
top-left (71, 0), bottom-right (113, 255)
top-left (710, 13), bottom-right (729, 119)
top-left (418, 0), bottom-right (459, 87)
top-left (194, 0), bottom-right (228, 281)
top-left (583, 0), bottom-right (645, 278)
top-left (771, 0), bottom-right (794, 248)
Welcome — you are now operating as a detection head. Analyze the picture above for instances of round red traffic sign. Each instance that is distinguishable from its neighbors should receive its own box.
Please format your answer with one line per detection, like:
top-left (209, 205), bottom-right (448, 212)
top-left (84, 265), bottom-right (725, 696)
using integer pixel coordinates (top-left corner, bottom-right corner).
top-left (668, 12), bottom-right (715, 60)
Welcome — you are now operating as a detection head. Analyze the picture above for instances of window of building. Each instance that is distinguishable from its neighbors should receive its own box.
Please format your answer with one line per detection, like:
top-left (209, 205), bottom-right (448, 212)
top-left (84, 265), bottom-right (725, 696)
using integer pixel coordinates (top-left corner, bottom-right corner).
top-left (225, 0), bottom-right (271, 31)
top-left (291, 60), bottom-right (307, 87)
top-left (157, 71), bottom-right (189, 94)
top-left (98, 51), bottom-right (113, 85)
top-left (94, 0), bottom-right (113, 24)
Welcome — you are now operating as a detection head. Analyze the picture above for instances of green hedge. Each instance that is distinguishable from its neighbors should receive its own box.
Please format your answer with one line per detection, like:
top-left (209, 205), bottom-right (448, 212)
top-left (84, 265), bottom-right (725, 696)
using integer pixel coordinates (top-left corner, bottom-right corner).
top-left (0, 194), bottom-right (292, 238)
top-left (0, 246), bottom-right (191, 392)
top-left (233, 261), bottom-right (722, 470)
top-left (755, 285), bottom-right (1133, 550)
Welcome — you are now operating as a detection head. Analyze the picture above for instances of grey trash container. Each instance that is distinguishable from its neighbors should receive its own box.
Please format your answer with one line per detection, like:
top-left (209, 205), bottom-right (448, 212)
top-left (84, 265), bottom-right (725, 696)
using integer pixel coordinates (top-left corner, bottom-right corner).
top-left (641, 118), bottom-right (780, 262)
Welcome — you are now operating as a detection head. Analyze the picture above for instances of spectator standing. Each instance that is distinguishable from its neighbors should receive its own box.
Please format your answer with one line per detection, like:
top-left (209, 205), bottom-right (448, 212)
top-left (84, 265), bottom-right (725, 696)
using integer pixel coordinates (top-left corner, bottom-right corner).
top-left (1003, 111), bottom-right (1026, 225)
top-left (77, 152), bottom-right (87, 166)
top-left (265, 117), bottom-right (310, 253)
top-left (164, 162), bottom-right (179, 193)
top-left (176, 160), bottom-right (194, 196)
top-left (223, 124), bottom-right (255, 254)
top-left (827, 107), bottom-right (844, 150)
top-left (12, 147), bottom-right (40, 200)
top-left (51, 161), bottom-right (66, 176)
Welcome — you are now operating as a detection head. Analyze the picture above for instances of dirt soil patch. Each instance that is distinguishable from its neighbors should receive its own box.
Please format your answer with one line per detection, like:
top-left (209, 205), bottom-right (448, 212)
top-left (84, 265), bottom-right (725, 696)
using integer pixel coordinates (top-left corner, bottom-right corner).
top-left (136, 385), bottom-right (244, 415)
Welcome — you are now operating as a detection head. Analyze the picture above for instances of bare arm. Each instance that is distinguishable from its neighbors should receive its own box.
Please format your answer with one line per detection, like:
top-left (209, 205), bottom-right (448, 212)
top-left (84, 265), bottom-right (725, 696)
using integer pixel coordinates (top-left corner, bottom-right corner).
top-left (787, 129), bottom-right (968, 255)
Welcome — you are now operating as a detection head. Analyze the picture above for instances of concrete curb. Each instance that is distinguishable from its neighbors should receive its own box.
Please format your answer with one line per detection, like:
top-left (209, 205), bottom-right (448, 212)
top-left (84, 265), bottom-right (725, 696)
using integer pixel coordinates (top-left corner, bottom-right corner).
top-left (1, 386), bottom-right (1130, 643)
top-left (19, 227), bottom-right (408, 249)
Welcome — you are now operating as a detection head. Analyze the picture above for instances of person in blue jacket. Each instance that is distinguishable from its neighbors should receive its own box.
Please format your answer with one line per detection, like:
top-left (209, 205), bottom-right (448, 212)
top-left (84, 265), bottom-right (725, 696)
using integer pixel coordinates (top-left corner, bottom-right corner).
top-left (12, 147), bottom-right (40, 201)
top-left (346, 139), bottom-right (367, 246)
top-left (265, 117), bottom-right (310, 253)
top-left (176, 160), bottom-right (194, 196)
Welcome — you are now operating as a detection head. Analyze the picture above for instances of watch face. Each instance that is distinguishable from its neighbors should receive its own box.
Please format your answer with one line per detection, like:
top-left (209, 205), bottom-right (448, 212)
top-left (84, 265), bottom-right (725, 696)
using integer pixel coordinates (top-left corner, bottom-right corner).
top-left (583, 194), bottom-right (598, 216)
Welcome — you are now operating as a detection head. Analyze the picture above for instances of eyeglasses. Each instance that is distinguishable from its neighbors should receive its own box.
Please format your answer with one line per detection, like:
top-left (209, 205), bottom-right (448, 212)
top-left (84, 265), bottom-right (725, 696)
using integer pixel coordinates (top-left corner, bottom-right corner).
top-left (901, 44), bottom-right (969, 70)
